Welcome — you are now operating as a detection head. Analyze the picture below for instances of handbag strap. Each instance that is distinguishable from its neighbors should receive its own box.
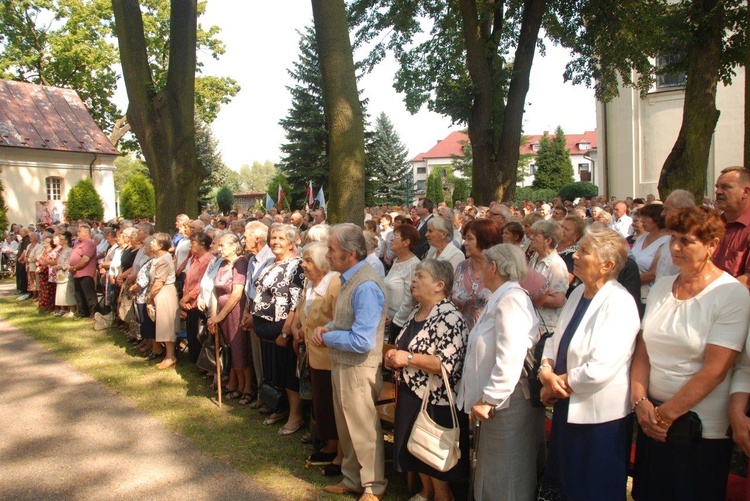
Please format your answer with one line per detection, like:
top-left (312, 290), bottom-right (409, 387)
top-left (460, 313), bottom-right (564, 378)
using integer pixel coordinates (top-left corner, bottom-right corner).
top-left (420, 363), bottom-right (460, 430)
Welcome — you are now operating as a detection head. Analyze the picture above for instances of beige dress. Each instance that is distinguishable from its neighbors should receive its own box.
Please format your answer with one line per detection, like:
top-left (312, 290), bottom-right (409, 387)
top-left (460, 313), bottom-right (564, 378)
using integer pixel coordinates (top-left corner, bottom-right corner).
top-left (150, 253), bottom-right (178, 342)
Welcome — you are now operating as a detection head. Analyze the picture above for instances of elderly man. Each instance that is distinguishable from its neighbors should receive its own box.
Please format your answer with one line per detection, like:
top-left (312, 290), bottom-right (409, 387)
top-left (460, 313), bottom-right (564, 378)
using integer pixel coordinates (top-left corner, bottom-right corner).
top-left (610, 202), bottom-right (633, 238)
top-left (241, 220), bottom-right (275, 407)
top-left (313, 224), bottom-right (387, 501)
top-left (713, 167), bottom-right (750, 288)
top-left (290, 211), bottom-right (307, 232)
top-left (70, 224), bottom-right (99, 317)
top-left (414, 198), bottom-right (435, 259)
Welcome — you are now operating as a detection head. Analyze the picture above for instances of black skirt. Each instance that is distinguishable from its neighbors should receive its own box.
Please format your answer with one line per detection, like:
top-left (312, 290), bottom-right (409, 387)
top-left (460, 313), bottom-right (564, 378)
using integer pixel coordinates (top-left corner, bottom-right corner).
top-left (393, 382), bottom-right (469, 481)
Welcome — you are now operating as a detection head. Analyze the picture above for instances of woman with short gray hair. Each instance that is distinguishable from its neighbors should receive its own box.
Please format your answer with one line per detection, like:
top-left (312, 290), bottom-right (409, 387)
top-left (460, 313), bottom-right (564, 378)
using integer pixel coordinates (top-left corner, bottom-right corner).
top-left (528, 219), bottom-right (568, 328)
top-left (426, 217), bottom-right (464, 270)
top-left (457, 244), bottom-right (545, 499)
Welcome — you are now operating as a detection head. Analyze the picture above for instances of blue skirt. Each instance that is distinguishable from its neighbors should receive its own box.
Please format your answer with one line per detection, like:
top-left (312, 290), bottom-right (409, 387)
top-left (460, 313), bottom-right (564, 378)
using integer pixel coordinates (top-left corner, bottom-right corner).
top-left (541, 398), bottom-right (630, 500)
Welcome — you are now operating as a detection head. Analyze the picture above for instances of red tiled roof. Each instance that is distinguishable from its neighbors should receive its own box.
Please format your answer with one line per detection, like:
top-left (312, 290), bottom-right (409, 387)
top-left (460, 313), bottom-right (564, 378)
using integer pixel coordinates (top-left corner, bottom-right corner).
top-left (522, 130), bottom-right (597, 156)
top-left (0, 79), bottom-right (119, 155)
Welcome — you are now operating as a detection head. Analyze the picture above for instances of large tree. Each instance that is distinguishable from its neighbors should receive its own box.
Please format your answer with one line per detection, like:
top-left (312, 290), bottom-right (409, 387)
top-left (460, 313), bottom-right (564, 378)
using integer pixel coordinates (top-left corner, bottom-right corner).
top-left (312, 0), bottom-right (366, 225)
top-left (278, 26), bottom-right (330, 209)
top-left (366, 112), bottom-right (411, 206)
top-left (0, 0), bottom-right (238, 146)
top-left (239, 161), bottom-right (278, 193)
top-left (197, 119), bottom-right (239, 209)
top-left (350, 0), bottom-right (547, 204)
top-left (112, 0), bottom-right (205, 228)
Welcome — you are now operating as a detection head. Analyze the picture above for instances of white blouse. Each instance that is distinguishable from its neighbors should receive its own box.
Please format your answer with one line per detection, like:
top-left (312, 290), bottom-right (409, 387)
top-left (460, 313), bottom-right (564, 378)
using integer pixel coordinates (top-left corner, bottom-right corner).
top-left (643, 273), bottom-right (750, 438)
top-left (457, 281), bottom-right (538, 412)
top-left (426, 242), bottom-right (464, 271)
top-left (384, 255), bottom-right (420, 328)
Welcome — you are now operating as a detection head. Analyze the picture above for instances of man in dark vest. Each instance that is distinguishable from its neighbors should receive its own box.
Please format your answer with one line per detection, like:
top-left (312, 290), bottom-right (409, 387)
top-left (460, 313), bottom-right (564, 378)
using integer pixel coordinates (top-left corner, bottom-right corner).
top-left (313, 223), bottom-right (387, 501)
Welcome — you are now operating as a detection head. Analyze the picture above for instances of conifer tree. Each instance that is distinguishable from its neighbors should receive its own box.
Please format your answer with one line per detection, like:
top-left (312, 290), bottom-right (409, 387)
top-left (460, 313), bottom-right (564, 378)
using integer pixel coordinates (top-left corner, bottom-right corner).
top-left (366, 112), bottom-right (411, 206)
top-left (531, 126), bottom-right (574, 192)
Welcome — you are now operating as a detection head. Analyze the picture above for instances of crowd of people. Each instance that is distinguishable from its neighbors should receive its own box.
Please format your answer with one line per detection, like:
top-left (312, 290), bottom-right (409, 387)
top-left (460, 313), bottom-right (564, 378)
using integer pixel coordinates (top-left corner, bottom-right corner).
top-left (6, 166), bottom-right (750, 500)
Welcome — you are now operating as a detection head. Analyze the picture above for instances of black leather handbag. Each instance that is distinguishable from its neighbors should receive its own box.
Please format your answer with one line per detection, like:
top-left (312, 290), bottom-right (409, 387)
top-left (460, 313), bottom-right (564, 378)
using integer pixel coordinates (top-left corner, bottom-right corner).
top-left (259, 383), bottom-right (285, 412)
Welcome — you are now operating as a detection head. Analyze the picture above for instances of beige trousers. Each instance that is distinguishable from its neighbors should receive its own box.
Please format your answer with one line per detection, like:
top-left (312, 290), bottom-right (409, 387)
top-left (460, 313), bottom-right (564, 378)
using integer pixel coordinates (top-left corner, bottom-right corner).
top-left (331, 362), bottom-right (387, 496)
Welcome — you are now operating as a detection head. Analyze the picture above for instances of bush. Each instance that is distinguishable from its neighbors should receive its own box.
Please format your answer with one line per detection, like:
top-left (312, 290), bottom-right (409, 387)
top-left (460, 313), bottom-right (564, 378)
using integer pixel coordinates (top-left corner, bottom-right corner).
top-left (66, 178), bottom-right (104, 221)
top-left (558, 181), bottom-right (599, 202)
top-left (216, 186), bottom-right (234, 215)
top-left (514, 187), bottom-right (557, 205)
top-left (426, 168), bottom-right (445, 205)
top-left (120, 173), bottom-right (155, 219)
top-left (452, 178), bottom-right (471, 206)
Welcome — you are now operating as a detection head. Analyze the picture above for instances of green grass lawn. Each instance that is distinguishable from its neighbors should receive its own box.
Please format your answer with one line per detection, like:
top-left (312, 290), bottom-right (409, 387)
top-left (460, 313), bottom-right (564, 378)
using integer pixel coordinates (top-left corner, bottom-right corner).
top-left (0, 292), bottom-right (412, 500)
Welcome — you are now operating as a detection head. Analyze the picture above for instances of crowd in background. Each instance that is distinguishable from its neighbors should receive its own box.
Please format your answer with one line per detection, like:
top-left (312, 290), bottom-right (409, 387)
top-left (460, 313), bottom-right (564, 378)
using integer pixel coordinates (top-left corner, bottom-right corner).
top-left (4, 166), bottom-right (750, 500)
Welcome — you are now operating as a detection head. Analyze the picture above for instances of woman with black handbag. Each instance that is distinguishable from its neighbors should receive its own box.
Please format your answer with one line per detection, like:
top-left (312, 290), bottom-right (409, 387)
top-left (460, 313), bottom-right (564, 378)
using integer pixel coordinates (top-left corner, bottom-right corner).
top-left (251, 224), bottom-right (305, 435)
top-left (385, 258), bottom-right (468, 501)
top-left (631, 207), bottom-right (750, 500)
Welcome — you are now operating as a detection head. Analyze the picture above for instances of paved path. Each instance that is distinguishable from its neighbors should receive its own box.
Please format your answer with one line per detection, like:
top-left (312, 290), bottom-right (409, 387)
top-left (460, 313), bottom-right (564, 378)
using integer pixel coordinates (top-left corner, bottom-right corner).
top-left (0, 316), bottom-right (278, 500)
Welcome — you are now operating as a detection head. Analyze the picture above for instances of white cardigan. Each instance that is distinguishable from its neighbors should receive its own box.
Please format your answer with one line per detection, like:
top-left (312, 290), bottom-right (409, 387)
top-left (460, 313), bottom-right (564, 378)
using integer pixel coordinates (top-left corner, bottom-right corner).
top-left (542, 280), bottom-right (640, 424)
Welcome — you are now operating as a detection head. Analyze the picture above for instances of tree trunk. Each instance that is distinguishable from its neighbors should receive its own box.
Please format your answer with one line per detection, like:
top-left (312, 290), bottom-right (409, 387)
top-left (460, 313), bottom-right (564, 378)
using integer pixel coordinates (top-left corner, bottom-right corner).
top-left (461, 0), bottom-right (546, 205)
top-left (112, 0), bottom-right (207, 231)
top-left (311, 0), bottom-right (365, 226)
top-left (658, 0), bottom-right (723, 201)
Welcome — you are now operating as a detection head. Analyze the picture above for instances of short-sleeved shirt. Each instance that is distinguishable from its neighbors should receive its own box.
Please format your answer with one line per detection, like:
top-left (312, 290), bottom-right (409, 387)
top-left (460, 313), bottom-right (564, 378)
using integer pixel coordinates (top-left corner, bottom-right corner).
top-left (70, 238), bottom-right (97, 278)
top-left (713, 208), bottom-right (750, 280)
top-left (529, 250), bottom-right (569, 329)
top-left (642, 273), bottom-right (750, 438)
top-left (150, 253), bottom-right (176, 285)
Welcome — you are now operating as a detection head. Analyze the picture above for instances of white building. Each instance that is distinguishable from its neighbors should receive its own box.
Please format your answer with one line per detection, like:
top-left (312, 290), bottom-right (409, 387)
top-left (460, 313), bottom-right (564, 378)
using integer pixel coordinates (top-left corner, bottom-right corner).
top-left (0, 80), bottom-right (119, 225)
top-left (595, 66), bottom-right (745, 200)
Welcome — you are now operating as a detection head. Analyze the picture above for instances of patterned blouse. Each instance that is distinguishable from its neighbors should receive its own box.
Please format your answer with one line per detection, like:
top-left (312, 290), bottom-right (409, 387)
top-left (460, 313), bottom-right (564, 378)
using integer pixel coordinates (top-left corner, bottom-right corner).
top-left (134, 258), bottom-right (154, 305)
top-left (252, 257), bottom-right (304, 322)
top-left (451, 258), bottom-right (491, 331)
top-left (395, 298), bottom-right (468, 406)
top-left (529, 249), bottom-right (569, 329)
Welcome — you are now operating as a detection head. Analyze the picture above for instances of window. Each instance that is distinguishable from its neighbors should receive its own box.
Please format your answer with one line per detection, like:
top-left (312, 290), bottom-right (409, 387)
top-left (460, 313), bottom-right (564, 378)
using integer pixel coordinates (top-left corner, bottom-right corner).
top-left (46, 177), bottom-right (62, 200)
top-left (417, 167), bottom-right (427, 174)
top-left (528, 164), bottom-right (537, 175)
top-left (578, 163), bottom-right (590, 172)
top-left (416, 180), bottom-right (426, 191)
top-left (578, 142), bottom-right (591, 151)
top-left (531, 144), bottom-right (541, 152)
top-left (655, 54), bottom-right (686, 90)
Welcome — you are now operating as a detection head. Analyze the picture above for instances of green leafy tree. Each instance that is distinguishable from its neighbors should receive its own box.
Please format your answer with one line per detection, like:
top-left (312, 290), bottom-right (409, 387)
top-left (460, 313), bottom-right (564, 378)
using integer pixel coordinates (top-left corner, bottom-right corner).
top-left (278, 26), bottom-right (329, 209)
top-left (114, 154), bottom-right (150, 192)
top-left (240, 161), bottom-right (277, 193)
top-left (350, 0), bottom-right (547, 204)
top-left (532, 127), bottom-right (574, 192)
top-left (66, 178), bottom-right (104, 221)
top-left (1, 0), bottom-right (238, 146)
top-left (215, 186), bottom-right (234, 215)
top-left (366, 112), bottom-right (411, 206)
top-left (120, 173), bottom-right (155, 219)
top-left (452, 178), bottom-right (470, 206)
top-left (450, 132), bottom-right (473, 181)
top-left (426, 167), bottom-right (445, 205)
top-left (194, 119), bottom-right (237, 210)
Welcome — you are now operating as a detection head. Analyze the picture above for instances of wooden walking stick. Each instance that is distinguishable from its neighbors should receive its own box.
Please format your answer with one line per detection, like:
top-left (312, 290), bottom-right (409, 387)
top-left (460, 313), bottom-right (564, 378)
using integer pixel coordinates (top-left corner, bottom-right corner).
top-left (468, 420), bottom-right (480, 501)
top-left (213, 323), bottom-right (222, 407)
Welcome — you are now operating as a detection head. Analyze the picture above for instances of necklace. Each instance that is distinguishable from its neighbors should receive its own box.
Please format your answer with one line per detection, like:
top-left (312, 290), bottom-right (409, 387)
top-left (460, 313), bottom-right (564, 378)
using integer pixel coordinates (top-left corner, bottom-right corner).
top-left (673, 264), bottom-right (719, 300)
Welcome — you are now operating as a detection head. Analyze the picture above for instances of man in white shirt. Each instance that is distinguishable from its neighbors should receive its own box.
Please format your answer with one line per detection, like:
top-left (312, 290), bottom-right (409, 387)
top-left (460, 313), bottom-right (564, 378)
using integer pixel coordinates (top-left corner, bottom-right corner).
top-left (610, 202), bottom-right (633, 238)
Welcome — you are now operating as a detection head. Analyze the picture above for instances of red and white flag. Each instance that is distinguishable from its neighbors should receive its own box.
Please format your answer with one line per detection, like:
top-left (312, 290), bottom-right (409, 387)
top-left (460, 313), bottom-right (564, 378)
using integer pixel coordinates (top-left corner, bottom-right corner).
top-left (278, 184), bottom-right (285, 210)
top-left (306, 181), bottom-right (314, 209)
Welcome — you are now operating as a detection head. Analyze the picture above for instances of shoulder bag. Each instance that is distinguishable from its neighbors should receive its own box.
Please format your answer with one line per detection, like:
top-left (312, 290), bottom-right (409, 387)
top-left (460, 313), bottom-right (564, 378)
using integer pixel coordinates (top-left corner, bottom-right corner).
top-left (407, 364), bottom-right (461, 472)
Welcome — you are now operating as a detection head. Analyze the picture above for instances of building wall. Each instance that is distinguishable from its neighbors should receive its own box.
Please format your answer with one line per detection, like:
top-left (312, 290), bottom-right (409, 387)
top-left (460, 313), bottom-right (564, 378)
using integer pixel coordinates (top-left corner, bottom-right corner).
top-left (0, 147), bottom-right (117, 224)
top-left (597, 67), bottom-right (744, 200)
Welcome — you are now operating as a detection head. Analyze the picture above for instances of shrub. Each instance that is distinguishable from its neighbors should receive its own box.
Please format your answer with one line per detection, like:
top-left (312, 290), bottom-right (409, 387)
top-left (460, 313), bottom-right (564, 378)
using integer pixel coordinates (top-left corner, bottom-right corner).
top-left (216, 186), bottom-right (234, 215)
top-left (120, 173), bottom-right (155, 219)
top-left (558, 181), bottom-right (599, 202)
top-left (66, 178), bottom-right (104, 221)
top-left (515, 187), bottom-right (557, 205)
top-left (452, 178), bottom-right (471, 206)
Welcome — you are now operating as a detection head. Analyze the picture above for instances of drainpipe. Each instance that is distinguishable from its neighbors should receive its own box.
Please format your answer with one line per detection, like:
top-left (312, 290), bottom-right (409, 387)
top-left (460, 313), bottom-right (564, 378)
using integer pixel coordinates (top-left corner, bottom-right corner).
top-left (89, 153), bottom-right (98, 180)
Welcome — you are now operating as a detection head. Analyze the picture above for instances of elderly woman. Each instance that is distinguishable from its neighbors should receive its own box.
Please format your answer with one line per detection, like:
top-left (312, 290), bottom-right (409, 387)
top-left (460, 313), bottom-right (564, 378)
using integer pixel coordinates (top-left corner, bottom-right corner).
top-left (146, 233), bottom-right (180, 369)
top-left (385, 259), bottom-right (468, 501)
top-left (457, 244), bottom-right (545, 500)
top-left (521, 212), bottom-right (544, 261)
top-left (363, 230), bottom-right (385, 278)
top-left (207, 233), bottom-right (250, 399)
top-left (179, 232), bottom-right (215, 365)
top-left (384, 224), bottom-right (421, 343)
top-left (538, 226), bottom-right (640, 499)
top-left (54, 232), bottom-right (77, 317)
top-left (528, 220), bottom-right (569, 329)
top-left (252, 224), bottom-right (305, 435)
top-left (631, 207), bottom-right (750, 500)
top-left (291, 241), bottom-right (343, 472)
top-left (451, 219), bottom-right (503, 331)
top-left (425, 216), bottom-right (464, 270)
top-left (557, 215), bottom-right (586, 296)
top-left (629, 203), bottom-right (670, 309)
top-left (26, 232), bottom-right (42, 300)
top-left (130, 237), bottom-right (156, 355)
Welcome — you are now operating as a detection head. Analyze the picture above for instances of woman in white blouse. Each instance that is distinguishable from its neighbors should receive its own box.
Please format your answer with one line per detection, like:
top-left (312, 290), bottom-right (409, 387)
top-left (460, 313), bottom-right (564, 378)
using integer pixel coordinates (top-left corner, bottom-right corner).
top-left (425, 216), bottom-right (464, 270)
top-left (629, 203), bottom-right (670, 311)
top-left (457, 243), bottom-right (545, 500)
top-left (538, 225), bottom-right (640, 500)
top-left (528, 219), bottom-right (568, 329)
top-left (631, 206), bottom-right (750, 500)
top-left (383, 224), bottom-right (421, 343)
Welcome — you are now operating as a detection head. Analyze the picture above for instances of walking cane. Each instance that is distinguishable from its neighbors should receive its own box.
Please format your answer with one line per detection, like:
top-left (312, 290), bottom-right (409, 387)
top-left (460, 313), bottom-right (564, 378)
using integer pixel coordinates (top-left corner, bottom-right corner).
top-left (213, 323), bottom-right (222, 407)
top-left (467, 420), bottom-right (480, 501)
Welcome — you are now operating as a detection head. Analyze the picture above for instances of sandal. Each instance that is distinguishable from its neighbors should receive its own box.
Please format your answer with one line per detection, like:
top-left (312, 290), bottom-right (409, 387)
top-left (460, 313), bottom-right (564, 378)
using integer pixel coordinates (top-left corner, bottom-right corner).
top-left (238, 393), bottom-right (255, 405)
top-left (263, 412), bottom-right (288, 425)
top-left (224, 390), bottom-right (241, 400)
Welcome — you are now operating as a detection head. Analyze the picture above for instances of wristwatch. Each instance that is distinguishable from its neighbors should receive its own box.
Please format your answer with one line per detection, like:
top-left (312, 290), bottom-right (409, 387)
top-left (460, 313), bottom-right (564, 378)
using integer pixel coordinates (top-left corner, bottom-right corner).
top-left (281, 333), bottom-right (288, 339)
top-left (406, 353), bottom-right (413, 367)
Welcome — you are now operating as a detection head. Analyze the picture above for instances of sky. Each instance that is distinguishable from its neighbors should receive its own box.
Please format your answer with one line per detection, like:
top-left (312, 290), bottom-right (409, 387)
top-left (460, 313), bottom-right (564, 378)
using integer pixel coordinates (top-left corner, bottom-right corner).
top-left (198, 2), bottom-right (597, 171)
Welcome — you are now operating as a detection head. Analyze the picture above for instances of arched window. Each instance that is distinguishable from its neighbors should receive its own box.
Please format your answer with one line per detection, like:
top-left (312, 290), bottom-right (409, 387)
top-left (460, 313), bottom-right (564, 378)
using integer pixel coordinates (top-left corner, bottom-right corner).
top-left (46, 177), bottom-right (62, 201)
